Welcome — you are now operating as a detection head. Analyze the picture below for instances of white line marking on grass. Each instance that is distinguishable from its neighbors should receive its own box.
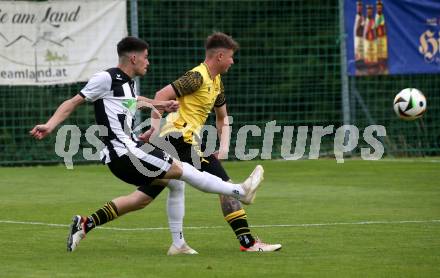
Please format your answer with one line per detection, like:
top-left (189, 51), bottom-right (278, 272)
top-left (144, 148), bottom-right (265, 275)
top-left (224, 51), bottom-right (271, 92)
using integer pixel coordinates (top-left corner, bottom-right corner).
top-left (249, 219), bottom-right (440, 228)
top-left (378, 159), bottom-right (440, 163)
top-left (269, 158), bottom-right (440, 163)
top-left (1, 219), bottom-right (439, 231)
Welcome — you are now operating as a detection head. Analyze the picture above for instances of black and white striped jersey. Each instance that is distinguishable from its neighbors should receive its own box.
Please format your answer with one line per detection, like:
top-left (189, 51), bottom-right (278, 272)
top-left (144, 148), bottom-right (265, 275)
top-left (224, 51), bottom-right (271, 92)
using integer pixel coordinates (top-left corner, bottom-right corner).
top-left (79, 67), bottom-right (172, 178)
top-left (79, 68), bottom-right (138, 163)
top-left (79, 67), bottom-right (165, 166)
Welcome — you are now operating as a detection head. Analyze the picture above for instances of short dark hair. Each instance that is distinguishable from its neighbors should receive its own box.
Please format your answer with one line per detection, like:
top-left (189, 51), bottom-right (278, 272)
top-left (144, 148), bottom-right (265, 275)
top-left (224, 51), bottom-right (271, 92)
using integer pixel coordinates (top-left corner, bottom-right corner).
top-left (117, 36), bottom-right (149, 57)
top-left (205, 32), bottom-right (239, 52)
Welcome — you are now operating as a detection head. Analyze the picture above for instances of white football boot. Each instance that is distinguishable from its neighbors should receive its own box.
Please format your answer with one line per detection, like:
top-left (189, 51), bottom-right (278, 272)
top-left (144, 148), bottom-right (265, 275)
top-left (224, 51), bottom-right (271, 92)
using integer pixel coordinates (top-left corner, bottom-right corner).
top-left (167, 243), bottom-right (199, 255)
top-left (240, 165), bottom-right (264, 205)
top-left (240, 238), bottom-right (282, 252)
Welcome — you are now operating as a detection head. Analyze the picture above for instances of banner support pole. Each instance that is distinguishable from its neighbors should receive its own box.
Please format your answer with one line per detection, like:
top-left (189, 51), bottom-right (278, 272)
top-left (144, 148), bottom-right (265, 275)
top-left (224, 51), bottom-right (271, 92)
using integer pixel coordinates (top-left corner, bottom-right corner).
top-left (338, 0), bottom-right (352, 146)
top-left (130, 0), bottom-right (142, 125)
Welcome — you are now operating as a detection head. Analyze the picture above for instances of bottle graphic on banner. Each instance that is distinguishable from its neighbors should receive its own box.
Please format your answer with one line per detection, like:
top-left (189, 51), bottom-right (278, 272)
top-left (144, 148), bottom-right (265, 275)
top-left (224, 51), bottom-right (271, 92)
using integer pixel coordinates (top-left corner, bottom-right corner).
top-left (363, 4), bottom-right (378, 75)
top-left (375, 0), bottom-right (388, 74)
top-left (354, 1), bottom-right (365, 75)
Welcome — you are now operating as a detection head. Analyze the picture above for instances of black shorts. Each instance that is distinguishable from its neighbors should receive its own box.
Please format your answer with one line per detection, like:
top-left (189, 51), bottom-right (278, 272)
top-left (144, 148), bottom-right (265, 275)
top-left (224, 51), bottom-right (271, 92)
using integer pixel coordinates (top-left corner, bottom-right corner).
top-left (164, 134), bottom-right (230, 182)
top-left (107, 145), bottom-right (173, 198)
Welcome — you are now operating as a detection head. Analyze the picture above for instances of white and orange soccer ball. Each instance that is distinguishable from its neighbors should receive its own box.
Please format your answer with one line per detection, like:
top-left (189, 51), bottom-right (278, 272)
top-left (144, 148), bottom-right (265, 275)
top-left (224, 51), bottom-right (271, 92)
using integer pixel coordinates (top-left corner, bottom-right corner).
top-left (393, 88), bottom-right (427, 120)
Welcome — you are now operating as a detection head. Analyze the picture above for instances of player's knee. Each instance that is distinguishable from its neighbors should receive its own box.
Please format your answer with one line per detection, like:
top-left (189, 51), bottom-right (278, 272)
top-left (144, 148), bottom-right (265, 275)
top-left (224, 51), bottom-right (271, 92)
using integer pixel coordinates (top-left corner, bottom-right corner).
top-left (163, 161), bottom-right (183, 179)
top-left (137, 199), bottom-right (150, 209)
top-left (136, 196), bottom-right (152, 209)
top-left (131, 192), bottom-right (153, 209)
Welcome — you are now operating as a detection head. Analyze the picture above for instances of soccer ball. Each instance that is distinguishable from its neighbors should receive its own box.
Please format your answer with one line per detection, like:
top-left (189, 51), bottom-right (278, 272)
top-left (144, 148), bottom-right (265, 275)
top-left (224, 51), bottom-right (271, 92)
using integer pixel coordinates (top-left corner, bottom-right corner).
top-left (393, 88), bottom-right (427, 120)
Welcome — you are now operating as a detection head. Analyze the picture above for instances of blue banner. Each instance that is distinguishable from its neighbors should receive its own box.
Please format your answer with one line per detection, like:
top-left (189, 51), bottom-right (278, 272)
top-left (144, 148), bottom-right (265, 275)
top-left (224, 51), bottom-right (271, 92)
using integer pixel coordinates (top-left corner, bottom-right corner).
top-left (345, 0), bottom-right (440, 75)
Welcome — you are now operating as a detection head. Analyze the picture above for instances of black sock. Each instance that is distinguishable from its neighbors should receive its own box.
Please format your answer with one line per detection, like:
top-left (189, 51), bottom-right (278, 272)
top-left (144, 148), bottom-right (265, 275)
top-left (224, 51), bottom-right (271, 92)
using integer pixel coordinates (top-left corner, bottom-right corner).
top-left (84, 201), bottom-right (119, 233)
top-left (225, 209), bottom-right (255, 248)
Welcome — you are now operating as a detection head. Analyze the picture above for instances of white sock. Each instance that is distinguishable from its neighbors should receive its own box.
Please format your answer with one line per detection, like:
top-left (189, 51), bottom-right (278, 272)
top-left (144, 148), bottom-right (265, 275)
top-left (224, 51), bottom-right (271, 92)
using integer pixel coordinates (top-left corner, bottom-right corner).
top-left (167, 179), bottom-right (185, 248)
top-left (180, 162), bottom-right (244, 198)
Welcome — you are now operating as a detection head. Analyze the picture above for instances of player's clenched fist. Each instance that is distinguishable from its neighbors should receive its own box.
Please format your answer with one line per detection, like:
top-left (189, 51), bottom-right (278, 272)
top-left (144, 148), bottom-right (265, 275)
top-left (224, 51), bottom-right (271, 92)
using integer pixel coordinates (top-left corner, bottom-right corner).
top-left (30, 124), bottom-right (52, 140)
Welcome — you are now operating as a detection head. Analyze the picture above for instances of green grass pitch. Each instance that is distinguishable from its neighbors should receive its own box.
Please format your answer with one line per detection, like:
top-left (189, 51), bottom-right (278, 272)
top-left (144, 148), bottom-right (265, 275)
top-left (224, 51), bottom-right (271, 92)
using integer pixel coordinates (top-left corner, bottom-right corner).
top-left (0, 159), bottom-right (439, 277)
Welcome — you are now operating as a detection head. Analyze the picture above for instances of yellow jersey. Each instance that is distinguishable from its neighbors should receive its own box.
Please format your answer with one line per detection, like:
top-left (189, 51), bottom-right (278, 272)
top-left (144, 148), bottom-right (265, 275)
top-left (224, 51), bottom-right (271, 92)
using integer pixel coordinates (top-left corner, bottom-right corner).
top-left (160, 63), bottom-right (226, 144)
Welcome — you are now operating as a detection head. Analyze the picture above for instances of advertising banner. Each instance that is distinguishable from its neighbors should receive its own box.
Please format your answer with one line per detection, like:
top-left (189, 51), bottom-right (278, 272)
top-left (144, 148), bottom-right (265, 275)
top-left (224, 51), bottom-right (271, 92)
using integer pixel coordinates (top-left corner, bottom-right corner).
top-left (345, 0), bottom-right (440, 75)
top-left (0, 0), bottom-right (127, 85)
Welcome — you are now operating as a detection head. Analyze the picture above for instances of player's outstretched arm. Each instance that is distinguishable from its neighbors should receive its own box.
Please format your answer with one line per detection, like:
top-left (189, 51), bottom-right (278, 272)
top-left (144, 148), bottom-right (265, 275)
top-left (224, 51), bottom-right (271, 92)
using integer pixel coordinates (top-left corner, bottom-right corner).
top-left (138, 85), bottom-right (178, 142)
top-left (137, 95), bottom-right (179, 113)
top-left (30, 94), bottom-right (85, 140)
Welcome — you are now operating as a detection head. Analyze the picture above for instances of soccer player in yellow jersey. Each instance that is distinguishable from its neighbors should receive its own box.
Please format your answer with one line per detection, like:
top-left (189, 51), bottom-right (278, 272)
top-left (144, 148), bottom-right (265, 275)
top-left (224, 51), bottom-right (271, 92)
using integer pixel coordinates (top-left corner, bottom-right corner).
top-left (141, 32), bottom-right (281, 253)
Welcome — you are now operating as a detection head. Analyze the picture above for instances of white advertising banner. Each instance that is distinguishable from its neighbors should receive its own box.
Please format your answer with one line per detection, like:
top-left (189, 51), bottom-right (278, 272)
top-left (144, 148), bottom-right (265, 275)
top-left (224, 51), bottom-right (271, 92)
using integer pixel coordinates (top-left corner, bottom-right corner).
top-left (0, 0), bottom-right (127, 85)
